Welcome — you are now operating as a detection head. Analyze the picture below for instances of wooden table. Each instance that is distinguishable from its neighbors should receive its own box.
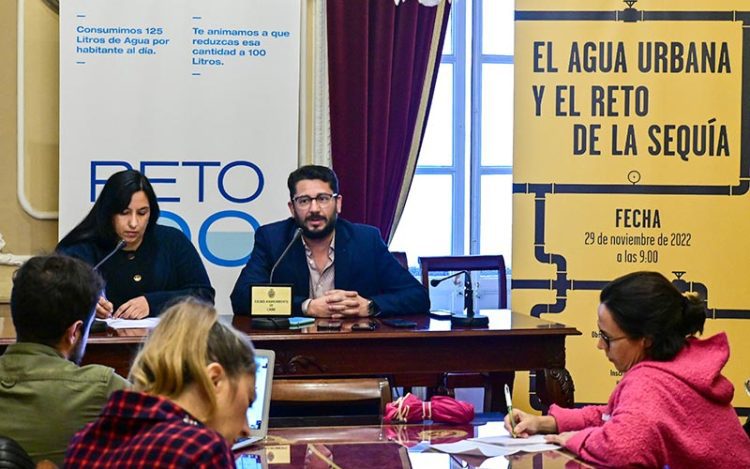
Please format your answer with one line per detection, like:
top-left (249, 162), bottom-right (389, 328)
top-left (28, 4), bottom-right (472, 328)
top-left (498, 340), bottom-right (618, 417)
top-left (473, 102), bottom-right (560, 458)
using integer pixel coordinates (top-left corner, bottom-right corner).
top-left (237, 419), bottom-right (593, 468)
top-left (0, 307), bottom-right (580, 410)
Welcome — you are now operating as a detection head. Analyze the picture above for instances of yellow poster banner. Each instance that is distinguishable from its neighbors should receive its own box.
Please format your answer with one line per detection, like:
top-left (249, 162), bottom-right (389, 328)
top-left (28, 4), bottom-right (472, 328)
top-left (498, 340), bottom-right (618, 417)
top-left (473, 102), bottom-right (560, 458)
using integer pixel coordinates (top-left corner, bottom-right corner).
top-left (512, 0), bottom-right (750, 416)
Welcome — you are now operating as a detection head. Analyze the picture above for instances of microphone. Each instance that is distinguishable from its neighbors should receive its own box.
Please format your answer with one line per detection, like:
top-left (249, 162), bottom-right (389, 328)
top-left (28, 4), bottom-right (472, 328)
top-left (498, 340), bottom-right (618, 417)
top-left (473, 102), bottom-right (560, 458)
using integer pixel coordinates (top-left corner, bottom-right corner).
top-left (93, 239), bottom-right (126, 270)
top-left (430, 270), bottom-right (468, 287)
top-left (90, 239), bottom-right (125, 333)
top-left (429, 270), bottom-right (488, 327)
top-left (252, 228), bottom-right (301, 331)
top-left (270, 228), bottom-right (302, 283)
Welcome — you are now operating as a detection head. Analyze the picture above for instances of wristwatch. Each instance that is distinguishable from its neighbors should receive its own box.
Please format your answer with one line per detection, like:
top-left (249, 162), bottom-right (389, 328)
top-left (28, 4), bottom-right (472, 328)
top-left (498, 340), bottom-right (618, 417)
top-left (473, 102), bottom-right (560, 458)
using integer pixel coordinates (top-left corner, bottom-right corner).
top-left (367, 299), bottom-right (380, 317)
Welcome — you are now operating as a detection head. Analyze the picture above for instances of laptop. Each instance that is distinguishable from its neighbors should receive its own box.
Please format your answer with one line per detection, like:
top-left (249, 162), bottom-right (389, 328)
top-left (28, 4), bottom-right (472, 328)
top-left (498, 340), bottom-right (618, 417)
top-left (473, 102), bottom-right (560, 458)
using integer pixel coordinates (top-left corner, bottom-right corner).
top-left (235, 450), bottom-right (267, 469)
top-left (232, 349), bottom-right (275, 451)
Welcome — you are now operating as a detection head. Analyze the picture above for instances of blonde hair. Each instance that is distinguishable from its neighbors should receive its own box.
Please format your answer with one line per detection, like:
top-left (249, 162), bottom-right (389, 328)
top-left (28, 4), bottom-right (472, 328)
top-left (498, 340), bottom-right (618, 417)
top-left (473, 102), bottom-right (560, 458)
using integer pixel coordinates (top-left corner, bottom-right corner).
top-left (129, 298), bottom-right (256, 414)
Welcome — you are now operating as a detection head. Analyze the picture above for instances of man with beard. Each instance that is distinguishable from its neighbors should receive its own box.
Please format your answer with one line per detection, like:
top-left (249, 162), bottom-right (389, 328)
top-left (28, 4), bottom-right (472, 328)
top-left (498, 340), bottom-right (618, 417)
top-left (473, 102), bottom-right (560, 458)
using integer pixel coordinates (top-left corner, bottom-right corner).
top-left (231, 165), bottom-right (429, 317)
top-left (0, 255), bottom-right (129, 465)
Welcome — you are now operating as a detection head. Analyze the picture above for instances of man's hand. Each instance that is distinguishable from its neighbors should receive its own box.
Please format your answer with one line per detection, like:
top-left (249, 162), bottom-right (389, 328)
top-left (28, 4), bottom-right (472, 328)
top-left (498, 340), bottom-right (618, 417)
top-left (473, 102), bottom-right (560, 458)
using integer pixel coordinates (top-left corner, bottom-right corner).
top-left (96, 296), bottom-right (114, 318)
top-left (306, 290), bottom-right (370, 318)
top-left (113, 296), bottom-right (150, 319)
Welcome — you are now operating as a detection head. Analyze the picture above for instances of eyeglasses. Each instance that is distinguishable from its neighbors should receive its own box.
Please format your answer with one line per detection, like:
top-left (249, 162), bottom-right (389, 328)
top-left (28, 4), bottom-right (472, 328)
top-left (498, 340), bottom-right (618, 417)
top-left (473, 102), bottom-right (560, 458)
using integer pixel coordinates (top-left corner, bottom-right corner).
top-left (596, 330), bottom-right (628, 348)
top-left (292, 193), bottom-right (338, 209)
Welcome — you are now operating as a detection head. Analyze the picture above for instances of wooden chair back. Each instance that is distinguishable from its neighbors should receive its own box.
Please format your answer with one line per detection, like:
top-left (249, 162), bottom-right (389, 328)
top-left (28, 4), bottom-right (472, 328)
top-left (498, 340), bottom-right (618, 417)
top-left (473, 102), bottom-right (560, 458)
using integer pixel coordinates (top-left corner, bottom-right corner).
top-left (270, 378), bottom-right (392, 426)
top-left (418, 255), bottom-right (507, 308)
top-left (415, 255), bottom-right (511, 410)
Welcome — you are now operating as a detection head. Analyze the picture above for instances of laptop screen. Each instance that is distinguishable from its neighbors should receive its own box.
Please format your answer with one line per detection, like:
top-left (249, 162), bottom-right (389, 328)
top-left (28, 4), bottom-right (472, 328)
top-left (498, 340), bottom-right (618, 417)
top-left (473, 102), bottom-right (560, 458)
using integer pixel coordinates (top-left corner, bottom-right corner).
top-left (246, 354), bottom-right (270, 430)
top-left (233, 349), bottom-right (275, 451)
top-left (235, 453), bottom-right (264, 469)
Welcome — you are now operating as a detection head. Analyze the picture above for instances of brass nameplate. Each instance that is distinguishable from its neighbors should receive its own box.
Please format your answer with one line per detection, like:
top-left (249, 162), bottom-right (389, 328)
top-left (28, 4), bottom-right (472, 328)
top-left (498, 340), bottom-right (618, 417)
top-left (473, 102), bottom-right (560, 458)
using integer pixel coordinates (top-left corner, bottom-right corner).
top-left (251, 284), bottom-right (293, 316)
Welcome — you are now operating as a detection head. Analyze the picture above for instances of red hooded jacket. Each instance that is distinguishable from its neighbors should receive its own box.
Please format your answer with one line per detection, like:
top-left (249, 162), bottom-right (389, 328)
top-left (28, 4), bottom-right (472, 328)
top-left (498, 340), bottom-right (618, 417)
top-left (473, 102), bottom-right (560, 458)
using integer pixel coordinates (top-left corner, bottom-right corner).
top-left (550, 333), bottom-right (750, 468)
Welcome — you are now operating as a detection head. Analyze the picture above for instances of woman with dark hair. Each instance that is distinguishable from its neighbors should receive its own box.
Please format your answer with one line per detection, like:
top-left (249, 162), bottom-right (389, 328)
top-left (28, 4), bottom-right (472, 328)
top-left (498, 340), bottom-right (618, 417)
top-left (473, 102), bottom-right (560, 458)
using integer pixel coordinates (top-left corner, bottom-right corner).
top-left (57, 169), bottom-right (214, 318)
top-left (506, 271), bottom-right (750, 468)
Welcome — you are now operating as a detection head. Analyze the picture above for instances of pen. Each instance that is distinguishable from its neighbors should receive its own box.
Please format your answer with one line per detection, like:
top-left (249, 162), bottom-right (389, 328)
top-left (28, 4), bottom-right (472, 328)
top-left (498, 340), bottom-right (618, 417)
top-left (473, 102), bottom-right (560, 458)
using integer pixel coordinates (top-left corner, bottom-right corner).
top-left (504, 384), bottom-right (516, 438)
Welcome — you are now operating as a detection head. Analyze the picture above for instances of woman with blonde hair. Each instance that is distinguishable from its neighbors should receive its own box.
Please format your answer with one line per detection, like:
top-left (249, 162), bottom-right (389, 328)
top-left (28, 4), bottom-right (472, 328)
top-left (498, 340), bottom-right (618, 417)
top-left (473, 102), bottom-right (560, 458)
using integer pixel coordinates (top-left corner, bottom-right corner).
top-left (65, 299), bottom-right (256, 468)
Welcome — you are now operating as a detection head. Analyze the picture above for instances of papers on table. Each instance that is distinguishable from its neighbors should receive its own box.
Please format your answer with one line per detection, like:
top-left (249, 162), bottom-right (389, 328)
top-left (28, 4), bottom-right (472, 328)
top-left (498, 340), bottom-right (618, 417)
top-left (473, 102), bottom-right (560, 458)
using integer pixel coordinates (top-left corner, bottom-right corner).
top-left (470, 434), bottom-right (558, 447)
top-left (430, 440), bottom-right (519, 457)
top-left (104, 317), bottom-right (160, 329)
top-left (428, 434), bottom-right (560, 458)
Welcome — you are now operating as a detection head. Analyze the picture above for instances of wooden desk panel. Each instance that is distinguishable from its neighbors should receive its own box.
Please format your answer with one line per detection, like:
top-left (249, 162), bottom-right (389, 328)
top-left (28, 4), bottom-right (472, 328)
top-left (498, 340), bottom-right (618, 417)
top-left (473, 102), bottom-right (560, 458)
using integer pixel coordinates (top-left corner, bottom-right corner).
top-left (234, 311), bottom-right (579, 410)
top-left (0, 307), bottom-right (580, 410)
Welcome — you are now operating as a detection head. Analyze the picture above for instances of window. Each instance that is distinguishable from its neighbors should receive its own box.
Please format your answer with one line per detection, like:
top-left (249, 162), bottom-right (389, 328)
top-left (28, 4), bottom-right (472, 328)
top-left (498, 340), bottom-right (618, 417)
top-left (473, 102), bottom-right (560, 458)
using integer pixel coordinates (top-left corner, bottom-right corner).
top-left (391, 1), bottom-right (514, 265)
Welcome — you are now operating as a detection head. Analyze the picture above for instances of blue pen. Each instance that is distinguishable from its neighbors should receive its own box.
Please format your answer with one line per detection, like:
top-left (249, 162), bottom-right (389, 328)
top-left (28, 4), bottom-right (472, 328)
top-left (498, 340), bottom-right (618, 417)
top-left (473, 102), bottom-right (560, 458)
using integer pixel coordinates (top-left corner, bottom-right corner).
top-left (504, 384), bottom-right (516, 438)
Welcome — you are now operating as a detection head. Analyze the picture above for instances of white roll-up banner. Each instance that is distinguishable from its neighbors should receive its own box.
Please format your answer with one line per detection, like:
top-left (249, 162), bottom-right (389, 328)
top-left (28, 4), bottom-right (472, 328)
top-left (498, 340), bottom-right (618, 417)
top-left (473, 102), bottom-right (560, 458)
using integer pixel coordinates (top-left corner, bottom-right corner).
top-left (60, 0), bottom-right (301, 315)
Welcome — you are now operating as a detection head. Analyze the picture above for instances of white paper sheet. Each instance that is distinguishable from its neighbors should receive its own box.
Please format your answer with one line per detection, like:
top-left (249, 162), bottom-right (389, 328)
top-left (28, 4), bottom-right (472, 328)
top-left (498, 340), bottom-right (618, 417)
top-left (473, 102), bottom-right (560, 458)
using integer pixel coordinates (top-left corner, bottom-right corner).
top-left (104, 317), bottom-right (160, 329)
top-left (470, 434), bottom-right (558, 447)
top-left (429, 440), bottom-right (520, 457)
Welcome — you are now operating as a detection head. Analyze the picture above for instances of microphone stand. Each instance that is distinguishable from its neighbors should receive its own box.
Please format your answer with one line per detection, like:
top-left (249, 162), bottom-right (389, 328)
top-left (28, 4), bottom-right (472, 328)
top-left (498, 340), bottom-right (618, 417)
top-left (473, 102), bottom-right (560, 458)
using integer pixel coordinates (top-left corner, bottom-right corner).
top-left (93, 239), bottom-right (126, 271)
top-left (252, 228), bottom-right (302, 330)
top-left (90, 239), bottom-right (126, 333)
top-left (431, 271), bottom-right (489, 327)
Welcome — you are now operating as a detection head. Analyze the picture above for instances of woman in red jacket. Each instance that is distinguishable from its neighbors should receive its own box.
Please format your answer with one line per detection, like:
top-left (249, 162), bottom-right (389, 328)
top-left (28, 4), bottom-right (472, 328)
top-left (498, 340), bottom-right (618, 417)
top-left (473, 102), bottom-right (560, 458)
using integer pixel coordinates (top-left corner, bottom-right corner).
top-left (506, 271), bottom-right (750, 468)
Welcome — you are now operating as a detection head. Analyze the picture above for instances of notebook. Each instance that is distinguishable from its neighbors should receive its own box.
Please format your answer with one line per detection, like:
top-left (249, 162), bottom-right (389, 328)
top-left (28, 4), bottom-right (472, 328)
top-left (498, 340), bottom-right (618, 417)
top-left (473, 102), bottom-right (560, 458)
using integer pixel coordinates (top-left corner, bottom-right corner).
top-left (232, 349), bottom-right (275, 451)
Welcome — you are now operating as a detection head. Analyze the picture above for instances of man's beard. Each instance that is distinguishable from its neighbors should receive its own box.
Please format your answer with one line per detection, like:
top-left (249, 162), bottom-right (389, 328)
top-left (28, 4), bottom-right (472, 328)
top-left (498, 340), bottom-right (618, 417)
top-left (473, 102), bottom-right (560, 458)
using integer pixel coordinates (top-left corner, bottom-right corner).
top-left (297, 212), bottom-right (337, 239)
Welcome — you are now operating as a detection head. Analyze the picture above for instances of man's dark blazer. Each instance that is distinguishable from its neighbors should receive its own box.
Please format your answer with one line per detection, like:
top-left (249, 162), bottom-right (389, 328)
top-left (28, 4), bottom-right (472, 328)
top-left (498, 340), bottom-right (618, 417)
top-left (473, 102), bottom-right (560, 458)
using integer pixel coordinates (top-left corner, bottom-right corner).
top-left (230, 218), bottom-right (429, 316)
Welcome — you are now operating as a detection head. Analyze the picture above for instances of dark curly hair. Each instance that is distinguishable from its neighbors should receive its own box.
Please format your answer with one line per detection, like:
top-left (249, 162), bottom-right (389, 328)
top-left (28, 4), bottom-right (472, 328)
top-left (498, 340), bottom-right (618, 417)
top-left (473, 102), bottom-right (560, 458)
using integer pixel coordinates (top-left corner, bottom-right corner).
top-left (287, 165), bottom-right (339, 199)
top-left (600, 271), bottom-right (706, 361)
top-left (11, 254), bottom-right (103, 346)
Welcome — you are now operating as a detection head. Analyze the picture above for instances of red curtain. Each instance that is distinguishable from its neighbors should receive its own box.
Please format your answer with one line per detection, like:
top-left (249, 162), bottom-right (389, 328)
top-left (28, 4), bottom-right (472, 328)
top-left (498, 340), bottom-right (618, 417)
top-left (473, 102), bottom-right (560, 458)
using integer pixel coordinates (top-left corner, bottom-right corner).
top-left (327, 0), bottom-right (451, 238)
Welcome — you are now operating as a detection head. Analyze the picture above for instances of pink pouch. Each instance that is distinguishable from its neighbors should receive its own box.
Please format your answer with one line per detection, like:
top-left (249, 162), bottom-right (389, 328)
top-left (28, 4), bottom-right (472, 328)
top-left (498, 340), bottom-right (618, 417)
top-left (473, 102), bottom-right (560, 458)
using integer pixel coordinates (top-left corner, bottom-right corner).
top-left (385, 393), bottom-right (474, 424)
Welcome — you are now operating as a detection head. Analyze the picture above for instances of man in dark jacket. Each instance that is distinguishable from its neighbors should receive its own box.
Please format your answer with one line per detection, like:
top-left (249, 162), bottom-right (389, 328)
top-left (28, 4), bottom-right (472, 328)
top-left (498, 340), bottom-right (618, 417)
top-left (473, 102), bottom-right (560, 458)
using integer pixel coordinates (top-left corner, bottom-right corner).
top-left (231, 165), bottom-right (429, 317)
